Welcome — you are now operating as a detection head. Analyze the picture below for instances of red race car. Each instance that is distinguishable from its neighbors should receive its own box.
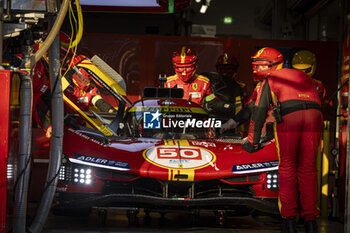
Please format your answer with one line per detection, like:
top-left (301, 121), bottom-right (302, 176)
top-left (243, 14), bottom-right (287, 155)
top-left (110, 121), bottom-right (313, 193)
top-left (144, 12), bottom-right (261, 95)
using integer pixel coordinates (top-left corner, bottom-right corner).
top-left (33, 56), bottom-right (280, 220)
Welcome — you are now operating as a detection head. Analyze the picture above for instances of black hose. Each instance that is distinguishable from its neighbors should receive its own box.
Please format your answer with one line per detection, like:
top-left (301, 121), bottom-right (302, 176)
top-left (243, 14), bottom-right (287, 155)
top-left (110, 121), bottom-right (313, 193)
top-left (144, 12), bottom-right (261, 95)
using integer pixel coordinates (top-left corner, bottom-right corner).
top-left (13, 71), bottom-right (33, 233)
top-left (28, 21), bottom-right (64, 233)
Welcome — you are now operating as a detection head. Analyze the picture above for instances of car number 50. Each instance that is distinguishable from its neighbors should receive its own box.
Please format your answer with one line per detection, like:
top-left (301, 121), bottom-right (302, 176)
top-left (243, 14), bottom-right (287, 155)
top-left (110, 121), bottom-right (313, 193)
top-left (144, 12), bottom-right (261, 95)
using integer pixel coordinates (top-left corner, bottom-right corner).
top-left (157, 148), bottom-right (201, 159)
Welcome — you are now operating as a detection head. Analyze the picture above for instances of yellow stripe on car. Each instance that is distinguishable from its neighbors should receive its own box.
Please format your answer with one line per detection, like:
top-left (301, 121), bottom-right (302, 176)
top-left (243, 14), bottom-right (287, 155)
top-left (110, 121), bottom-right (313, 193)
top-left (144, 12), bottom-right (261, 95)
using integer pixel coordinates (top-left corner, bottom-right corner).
top-left (168, 169), bottom-right (195, 181)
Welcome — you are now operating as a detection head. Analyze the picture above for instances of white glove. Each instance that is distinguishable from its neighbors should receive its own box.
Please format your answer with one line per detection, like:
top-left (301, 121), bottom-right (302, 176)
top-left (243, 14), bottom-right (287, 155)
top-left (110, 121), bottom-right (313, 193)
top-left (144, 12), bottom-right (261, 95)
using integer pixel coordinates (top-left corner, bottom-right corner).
top-left (220, 119), bottom-right (238, 134)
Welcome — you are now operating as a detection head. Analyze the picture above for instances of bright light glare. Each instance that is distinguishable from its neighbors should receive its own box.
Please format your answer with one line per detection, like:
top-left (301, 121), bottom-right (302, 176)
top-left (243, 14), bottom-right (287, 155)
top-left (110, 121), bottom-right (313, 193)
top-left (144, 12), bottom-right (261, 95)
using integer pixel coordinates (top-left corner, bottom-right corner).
top-left (200, 5), bottom-right (208, 14)
top-left (223, 17), bottom-right (233, 24)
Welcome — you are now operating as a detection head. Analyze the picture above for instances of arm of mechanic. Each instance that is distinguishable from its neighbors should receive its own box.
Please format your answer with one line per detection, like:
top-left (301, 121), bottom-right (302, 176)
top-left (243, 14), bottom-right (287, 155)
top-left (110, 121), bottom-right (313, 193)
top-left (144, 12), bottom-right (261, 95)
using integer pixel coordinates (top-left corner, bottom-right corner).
top-left (243, 79), bottom-right (272, 153)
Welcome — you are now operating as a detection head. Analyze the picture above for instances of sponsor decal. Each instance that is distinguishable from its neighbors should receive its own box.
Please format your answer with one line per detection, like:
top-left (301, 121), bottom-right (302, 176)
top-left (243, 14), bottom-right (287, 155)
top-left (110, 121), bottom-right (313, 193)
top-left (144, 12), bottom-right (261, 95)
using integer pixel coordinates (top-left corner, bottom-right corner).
top-left (161, 100), bottom-right (177, 105)
top-left (232, 160), bottom-right (279, 174)
top-left (189, 92), bottom-right (201, 99)
top-left (70, 153), bottom-right (130, 171)
top-left (68, 128), bottom-right (107, 146)
top-left (143, 110), bottom-right (161, 129)
top-left (78, 96), bottom-right (89, 103)
top-left (40, 84), bottom-right (48, 93)
top-left (130, 106), bottom-right (206, 114)
top-left (191, 141), bottom-right (216, 147)
top-left (144, 145), bottom-right (215, 169)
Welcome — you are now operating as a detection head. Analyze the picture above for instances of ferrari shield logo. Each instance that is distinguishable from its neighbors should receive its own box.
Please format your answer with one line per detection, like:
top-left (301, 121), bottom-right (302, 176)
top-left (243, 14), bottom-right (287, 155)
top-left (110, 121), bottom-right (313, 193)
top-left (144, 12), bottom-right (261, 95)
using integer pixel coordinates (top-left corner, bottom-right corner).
top-left (192, 83), bottom-right (198, 90)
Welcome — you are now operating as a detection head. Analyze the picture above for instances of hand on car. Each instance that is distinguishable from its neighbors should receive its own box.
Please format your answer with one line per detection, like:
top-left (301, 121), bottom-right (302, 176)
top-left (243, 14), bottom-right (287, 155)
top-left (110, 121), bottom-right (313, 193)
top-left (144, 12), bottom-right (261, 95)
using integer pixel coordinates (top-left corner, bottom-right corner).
top-left (45, 125), bottom-right (52, 138)
top-left (220, 118), bottom-right (238, 134)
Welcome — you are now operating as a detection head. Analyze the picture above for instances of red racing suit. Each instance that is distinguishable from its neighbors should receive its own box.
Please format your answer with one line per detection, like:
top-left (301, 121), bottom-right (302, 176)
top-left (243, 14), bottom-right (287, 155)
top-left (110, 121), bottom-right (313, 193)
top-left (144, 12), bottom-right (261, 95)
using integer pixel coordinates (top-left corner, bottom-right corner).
top-left (33, 58), bottom-right (115, 133)
top-left (244, 68), bottom-right (323, 221)
top-left (63, 84), bottom-right (104, 112)
top-left (165, 74), bottom-right (212, 105)
top-left (32, 58), bottom-right (52, 132)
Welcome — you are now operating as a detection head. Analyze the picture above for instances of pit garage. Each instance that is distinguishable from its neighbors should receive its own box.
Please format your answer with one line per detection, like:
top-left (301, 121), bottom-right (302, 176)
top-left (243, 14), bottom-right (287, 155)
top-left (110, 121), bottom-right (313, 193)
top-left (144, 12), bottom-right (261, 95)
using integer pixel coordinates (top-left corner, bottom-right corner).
top-left (1, 0), bottom-right (350, 233)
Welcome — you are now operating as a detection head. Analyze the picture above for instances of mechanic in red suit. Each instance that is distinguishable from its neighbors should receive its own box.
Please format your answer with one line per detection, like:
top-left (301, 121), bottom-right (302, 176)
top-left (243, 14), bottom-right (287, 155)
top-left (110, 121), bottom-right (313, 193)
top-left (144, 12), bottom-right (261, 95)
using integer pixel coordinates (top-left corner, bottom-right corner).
top-left (63, 55), bottom-right (117, 113)
top-left (31, 31), bottom-right (73, 138)
top-left (292, 50), bottom-right (326, 101)
top-left (33, 37), bottom-right (115, 138)
top-left (220, 67), bottom-right (274, 136)
top-left (243, 47), bottom-right (323, 233)
top-left (165, 46), bottom-right (212, 106)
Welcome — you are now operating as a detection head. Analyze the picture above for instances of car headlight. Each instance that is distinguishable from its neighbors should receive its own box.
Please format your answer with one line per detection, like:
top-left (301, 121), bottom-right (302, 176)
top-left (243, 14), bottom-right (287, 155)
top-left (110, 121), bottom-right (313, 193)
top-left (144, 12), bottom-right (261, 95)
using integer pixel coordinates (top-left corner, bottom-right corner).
top-left (59, 165), bottom-right (66, 181)
top-left (266, 171), bottom-right (279, 191)
top-left (73, 166), bottom-right (92, 185)
top-left (7, 164), bottom-right (13, 179)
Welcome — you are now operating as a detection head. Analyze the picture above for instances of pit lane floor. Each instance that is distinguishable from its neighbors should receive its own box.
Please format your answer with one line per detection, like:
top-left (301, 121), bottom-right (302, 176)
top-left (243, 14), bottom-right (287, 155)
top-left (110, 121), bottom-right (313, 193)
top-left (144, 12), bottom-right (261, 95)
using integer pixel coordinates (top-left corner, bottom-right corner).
top-left (42, 208), bottom-right (344, 233)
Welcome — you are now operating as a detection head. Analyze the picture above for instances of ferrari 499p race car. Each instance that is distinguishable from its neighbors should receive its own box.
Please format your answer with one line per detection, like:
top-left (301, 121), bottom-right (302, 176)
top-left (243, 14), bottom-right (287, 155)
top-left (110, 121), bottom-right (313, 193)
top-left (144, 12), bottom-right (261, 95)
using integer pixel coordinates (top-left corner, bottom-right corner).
top-left (38, 56), bottom-right (280, 220)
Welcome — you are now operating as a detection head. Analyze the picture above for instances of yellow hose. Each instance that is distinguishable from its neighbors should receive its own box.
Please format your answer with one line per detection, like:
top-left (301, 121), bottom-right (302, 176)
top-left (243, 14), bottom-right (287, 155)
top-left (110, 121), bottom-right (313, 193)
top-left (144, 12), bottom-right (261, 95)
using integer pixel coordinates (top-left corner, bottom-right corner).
top-left (69, 0), bottom-right (83, 48)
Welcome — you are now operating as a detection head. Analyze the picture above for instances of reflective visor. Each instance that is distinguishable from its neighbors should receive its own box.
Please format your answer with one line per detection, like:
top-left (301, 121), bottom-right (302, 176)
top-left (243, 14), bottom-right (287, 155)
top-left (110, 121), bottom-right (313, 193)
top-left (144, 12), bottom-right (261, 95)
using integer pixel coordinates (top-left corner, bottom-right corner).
top-left (174, 63), bottom-right (196, 82)
top-left (293, 64), bottom-right (312, 74)
top-left (72, 68), bottom-right (91, 90)
top-left (252, 59), bottom-right (281, 72)
top-left (175, 65), bottom-right (195, 75)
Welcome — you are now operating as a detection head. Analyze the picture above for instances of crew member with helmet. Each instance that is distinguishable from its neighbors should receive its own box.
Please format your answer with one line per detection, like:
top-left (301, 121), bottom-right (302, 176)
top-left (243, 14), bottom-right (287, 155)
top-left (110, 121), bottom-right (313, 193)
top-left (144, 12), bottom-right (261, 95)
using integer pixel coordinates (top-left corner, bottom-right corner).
top-left (165, 46), bottom-right (212, 106)
top-left (202, 53), bottom-right (245, 132)
top-left (292, 50), bottom-right (326, 100)
top-left (220, 52), bottom-right (272, 135)
top-left (241, 47), bottom-right (322, 233)
top-left (63, 55), bottom-right (116, 113)
top-left (216, 53), bottom-right (248, 102)
top-left (32, 33), bottom-right (116, 138)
